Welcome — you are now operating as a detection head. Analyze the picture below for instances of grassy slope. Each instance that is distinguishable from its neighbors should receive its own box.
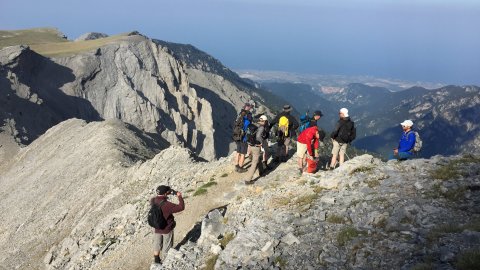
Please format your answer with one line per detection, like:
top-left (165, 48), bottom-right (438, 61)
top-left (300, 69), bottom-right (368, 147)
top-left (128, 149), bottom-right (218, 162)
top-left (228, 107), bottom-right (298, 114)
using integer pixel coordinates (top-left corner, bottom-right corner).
top-left (0, 28), bottom-right (132, 57)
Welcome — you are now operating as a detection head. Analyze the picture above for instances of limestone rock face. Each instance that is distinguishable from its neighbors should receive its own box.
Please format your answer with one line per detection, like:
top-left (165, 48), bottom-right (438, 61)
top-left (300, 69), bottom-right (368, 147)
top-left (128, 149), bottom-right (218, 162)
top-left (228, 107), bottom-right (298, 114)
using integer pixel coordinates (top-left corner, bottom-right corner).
top-left (0, 36), bottom-right (226, 160)
top-left (75, 32), bottom-right (109, 41)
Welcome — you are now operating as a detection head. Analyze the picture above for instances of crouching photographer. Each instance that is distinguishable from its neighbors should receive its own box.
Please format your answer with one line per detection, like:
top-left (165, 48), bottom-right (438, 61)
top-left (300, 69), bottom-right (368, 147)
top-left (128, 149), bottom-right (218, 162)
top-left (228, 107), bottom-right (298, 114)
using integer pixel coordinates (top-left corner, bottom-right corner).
top-left (150, 185), bottom-right (184, 264)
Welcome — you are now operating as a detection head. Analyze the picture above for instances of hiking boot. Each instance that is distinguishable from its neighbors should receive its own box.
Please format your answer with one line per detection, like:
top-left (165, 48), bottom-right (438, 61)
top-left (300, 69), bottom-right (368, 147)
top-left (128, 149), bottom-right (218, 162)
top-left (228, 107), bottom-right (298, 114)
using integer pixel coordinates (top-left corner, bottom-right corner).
top-left (244, 180), bottom-right (254, 185)
top-left (298, 168), bottom-right (303, 176)
top-left (153, 256), bottom-right (161, 264)
top-left (263, 162), bottom-right (272, 170)
top-left (237, 167), bottom-right (247, 173)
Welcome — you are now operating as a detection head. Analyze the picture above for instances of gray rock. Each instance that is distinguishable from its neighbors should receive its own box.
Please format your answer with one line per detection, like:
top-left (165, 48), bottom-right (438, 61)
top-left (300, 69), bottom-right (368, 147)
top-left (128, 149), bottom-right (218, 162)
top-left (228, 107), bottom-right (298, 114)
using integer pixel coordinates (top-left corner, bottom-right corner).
top-left (75, 32), bottom-right (109, 41)
top-left (281, 233), bottom-right (300, 246)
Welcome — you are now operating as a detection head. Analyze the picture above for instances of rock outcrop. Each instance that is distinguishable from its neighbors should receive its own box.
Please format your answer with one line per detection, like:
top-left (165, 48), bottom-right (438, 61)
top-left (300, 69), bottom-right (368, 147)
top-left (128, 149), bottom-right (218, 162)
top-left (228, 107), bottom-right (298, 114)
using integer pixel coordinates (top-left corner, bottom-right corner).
top-left (158, 154), bottom-right (480, 270)
top-left (75, 32), bottom-right (109, 41)
top-left (0, 34), bottom-right (247, 161)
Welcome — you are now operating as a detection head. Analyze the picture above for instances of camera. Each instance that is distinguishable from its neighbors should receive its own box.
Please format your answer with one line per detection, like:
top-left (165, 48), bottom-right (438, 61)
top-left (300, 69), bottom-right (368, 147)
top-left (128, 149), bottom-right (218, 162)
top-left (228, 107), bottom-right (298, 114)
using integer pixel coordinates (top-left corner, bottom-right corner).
top-left (170, 190), bottom-right (177, 196)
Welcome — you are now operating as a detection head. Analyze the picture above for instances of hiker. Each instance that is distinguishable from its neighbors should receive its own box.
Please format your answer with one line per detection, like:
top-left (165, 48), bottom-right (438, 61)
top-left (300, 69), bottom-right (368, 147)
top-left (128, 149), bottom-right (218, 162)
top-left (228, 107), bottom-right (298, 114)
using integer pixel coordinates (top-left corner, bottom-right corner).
top-left (151, 185), bottom-right (185, 264)
top-left (299, 110), bottom-right (323, 133)
top-left (232, 104), bottom-right (253, 173)
top-left (329, 108), bottom-right (356, 169)
top-left (259, 115), bottom-right (272, 170)
top-left (244, 115), bottom-right (268, 185)
top-left (390, 120), bottom-right (417, 160)
top-left (297, 125), bottom-right (320, 175)
top-left (310, 110), bottom-right (323, 127)
top-left (270, 105), bottom-right (299, 162)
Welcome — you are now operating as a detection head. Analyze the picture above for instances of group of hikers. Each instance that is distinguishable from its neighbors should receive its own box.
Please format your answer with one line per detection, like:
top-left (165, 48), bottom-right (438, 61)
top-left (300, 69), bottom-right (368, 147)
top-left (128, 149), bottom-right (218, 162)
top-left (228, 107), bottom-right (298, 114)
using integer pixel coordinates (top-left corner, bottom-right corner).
top-left (232, 103), bottom-right (358, 184)
top-left (147, 102), bottom-right (422, 265)
top-left (232, 102), bottom-right (422, 185)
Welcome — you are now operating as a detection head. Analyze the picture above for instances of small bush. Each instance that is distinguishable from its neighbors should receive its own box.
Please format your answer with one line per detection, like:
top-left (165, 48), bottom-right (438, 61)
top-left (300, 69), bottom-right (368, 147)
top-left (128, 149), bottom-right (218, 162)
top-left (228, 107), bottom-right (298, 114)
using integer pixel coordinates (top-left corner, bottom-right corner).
top-left (186, 189), bottom-right (194, 193)
top-left (427, 223), bottom-right (463, 242)
top-left (204, 254), bottom-right (219, 270)
top-left (327, 214), bottom-right (345, 224)
top-left (456, 249), bottom-right (480, 270)
top-left (274, 256), bottom-right (287, 268)
top-left (337, 226), bottom-right (364, 246)
top-left (313, 185), bottom-right (324, 194)
top-left (219, 232), bottom-right (235, 248)
top-left (444, 186), bottom-right (467, 201)
top-left (220, 173), bottom-right (228, 177)
top-left (271, 197), bottom-right (290, 207)
top-left (193, 188), bottom-right (208, 196)
top-left (295, 194), bottom-right (318, 207)
top-left (366, 179), bottom-right (381, 188)
top-left (350, 166), bottom-right (374, 175)
top-left (200, 181), bottom-right (218, 189)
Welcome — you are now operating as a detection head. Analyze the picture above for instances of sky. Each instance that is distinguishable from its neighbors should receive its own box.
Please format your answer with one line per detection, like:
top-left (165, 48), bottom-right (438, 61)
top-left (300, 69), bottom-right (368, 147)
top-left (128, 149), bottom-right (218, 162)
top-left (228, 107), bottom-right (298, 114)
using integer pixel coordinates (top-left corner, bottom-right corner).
top-left (1, 0), bottom-right (479, 85)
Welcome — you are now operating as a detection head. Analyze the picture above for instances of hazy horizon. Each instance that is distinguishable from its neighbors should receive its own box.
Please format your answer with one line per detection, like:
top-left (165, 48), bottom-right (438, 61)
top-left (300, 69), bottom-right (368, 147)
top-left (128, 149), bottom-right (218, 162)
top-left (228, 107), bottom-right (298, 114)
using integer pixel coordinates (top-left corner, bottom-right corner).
top-left (1, 0), bottom-right (479, 85)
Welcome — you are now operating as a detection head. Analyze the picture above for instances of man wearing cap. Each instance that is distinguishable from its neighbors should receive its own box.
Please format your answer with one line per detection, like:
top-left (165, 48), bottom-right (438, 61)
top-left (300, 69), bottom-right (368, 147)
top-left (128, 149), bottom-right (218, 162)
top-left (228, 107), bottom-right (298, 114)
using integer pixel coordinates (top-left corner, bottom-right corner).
top-left (329, 108), bottom-right (355, 169)
top-left (151, 185), bottom-right (185, 264)
top-left (390, 120), bottom-right (416, 160)
top-left (244, 115), bottom-right (268, 184)
top-left (270, 105), bottom-right (300, 162)
top-left (233, 104), bottom-right (253, 173)
top-left (310, 110), bottom-right (323, 126)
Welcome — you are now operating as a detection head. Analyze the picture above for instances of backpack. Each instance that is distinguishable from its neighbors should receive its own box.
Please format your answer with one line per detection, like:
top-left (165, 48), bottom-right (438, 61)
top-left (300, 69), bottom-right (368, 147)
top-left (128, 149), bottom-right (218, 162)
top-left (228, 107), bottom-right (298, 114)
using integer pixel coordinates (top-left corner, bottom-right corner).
top-left (408, 131), bottom-right (422, 152)
top-left (338, 120), bottom-right (356, 143)
top-left (232, 116), bottom-right (244, 142)
top-left (147, 200), bottom-right (167, 230)
top-left (299, 115), bottom-right (311, 133)
top-left (245, 123), bottom-right (259, 145)
top-left (278, 116), bottom-right (289, 137)
top-left (262, 121), bottom-right (271, 139)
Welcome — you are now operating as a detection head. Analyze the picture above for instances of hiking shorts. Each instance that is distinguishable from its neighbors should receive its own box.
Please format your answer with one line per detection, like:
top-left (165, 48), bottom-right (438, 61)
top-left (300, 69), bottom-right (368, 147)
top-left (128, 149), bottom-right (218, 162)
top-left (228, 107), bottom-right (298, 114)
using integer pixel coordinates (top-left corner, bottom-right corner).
top-left (296, 142), bottom-right (308, 158)
top-left (236, 141), bottom-right (248, 155)
top-left (332, 140), bottom-right (347, 156)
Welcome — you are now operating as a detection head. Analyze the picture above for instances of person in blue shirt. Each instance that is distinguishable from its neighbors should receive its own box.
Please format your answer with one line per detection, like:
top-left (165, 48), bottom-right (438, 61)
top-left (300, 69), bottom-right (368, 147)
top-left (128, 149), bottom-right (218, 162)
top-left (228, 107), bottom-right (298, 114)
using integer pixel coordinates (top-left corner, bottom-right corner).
top-left (390, 120), bottom-right (416, 160)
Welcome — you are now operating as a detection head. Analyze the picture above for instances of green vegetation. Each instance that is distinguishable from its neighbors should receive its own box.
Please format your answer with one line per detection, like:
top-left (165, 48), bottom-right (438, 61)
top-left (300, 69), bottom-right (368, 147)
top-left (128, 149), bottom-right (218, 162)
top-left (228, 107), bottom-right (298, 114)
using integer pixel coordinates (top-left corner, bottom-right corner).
top-left (193, 188), bottom-right (208, 196)
top-left (337, 226), bottom-right (365, 246)
top-left (350, 166), bottom-right (375, 175)
top-left (204, 254), bottom-right (219, 270)
top-left (0, 28), bottom-right (137, 57)
top-left (456, 249), bottom-right (480, 270)
top-left (0, 28), bottom-right (67, 49)
top-left (220, 173), bottom-right (228, 177)
top-left (201, 181), bottom-right (217, 189)
top-left (327, 214), bottom-right (345, 224)
top-left (366, 179), bottom-right (381, 188)
top-left (295, 194), bottom-right (318, 208)
top-left (219, 232), bottom-right (235, 248)
top-left (427, 219), bottom-right (480, 243)
top-left (274, 256), bottom-right (288, 268)
top-left (312, 185), bottom-right (324, 194)
top-left (193, 181), bottom-right (218, 196)
top-left (430, 154), bottom-right (480, 180)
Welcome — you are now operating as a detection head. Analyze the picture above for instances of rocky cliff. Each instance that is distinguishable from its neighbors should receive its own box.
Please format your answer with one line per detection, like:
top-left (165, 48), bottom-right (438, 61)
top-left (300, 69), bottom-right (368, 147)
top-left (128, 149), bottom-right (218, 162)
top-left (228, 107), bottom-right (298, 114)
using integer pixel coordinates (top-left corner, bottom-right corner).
top-left (2, 118), bottom-right (479, 270)
top-left (0, 29), bottom-right (274, 162)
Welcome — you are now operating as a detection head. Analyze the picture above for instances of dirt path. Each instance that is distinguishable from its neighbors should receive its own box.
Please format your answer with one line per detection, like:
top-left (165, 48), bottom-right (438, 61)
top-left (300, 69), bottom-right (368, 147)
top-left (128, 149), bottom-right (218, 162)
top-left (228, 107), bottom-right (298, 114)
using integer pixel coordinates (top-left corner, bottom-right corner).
top-left (97, 158), bottom-right (255, 270)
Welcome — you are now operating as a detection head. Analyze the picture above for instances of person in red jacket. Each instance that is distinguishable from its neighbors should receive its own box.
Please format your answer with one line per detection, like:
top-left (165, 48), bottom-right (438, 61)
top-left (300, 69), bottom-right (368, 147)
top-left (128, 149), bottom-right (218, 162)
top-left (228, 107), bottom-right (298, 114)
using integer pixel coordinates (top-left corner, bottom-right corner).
top-left (296, 126), bottom-right (320, 175)
top-left (150, 185), bottom-right (185, 264)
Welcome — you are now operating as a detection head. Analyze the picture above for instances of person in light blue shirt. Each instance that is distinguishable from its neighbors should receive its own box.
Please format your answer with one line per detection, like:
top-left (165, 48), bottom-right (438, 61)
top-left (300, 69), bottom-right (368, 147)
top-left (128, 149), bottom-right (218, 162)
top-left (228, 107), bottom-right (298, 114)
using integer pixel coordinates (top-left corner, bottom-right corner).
top-left (390, 120), bottom-right (416, 160)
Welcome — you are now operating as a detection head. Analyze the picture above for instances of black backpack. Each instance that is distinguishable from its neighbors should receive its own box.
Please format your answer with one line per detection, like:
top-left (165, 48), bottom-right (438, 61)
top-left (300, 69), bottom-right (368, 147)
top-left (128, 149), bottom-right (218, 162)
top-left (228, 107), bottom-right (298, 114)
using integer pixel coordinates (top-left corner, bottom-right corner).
top-left (246, 123), bottom-right (259, 145)
top-left (338, 120), bottom-right (356, 143)
top-left (232, 116), bottom-right (244, 142)
top-left (147, 200), bottom-right (167, 230)
top-left (262, 121), bottom-right (271, 139)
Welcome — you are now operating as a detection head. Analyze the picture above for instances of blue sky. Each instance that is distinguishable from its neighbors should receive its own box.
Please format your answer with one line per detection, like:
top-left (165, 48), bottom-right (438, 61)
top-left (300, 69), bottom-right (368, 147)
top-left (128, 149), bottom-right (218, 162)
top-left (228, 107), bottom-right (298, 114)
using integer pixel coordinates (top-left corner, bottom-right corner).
top-left (1, 0), bottom-right (479, 85)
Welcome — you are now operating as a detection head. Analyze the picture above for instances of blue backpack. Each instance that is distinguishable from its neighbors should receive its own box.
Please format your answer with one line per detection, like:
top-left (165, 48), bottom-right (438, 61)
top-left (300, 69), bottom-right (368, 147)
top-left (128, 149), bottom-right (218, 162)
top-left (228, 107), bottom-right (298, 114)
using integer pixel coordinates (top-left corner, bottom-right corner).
top-left (299, 115), bottom-right (311, 133)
